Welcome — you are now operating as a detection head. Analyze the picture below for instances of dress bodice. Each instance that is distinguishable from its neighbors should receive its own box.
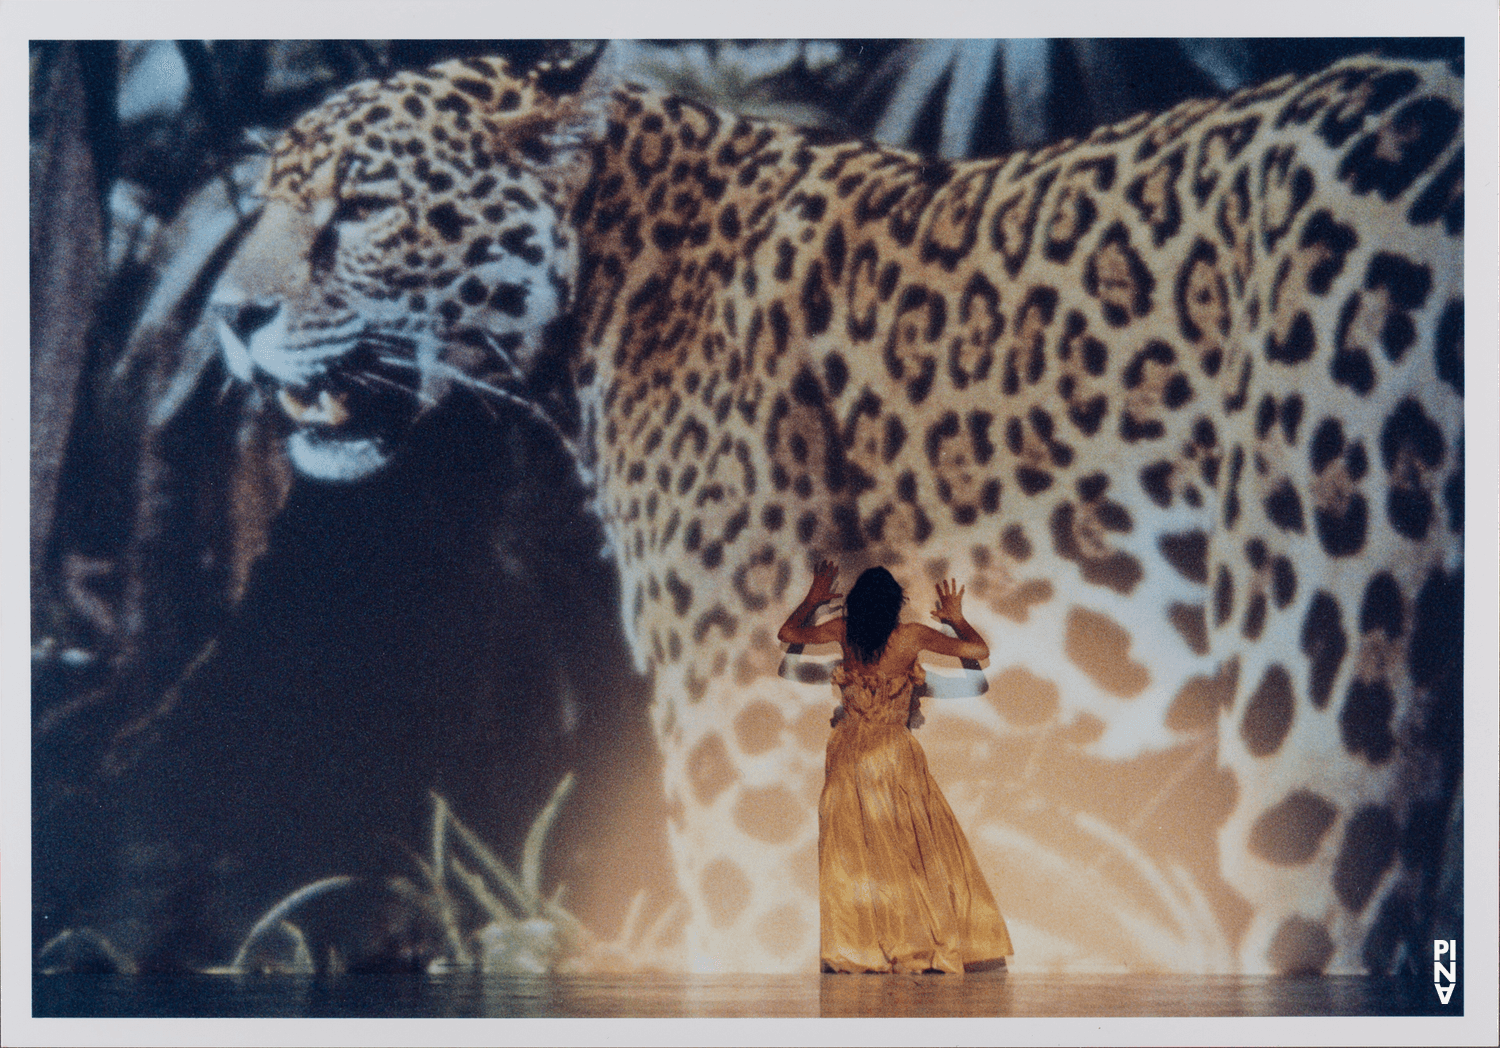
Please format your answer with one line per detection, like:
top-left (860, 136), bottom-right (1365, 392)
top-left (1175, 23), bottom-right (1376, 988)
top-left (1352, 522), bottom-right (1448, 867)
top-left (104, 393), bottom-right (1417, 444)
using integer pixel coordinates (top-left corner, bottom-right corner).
top-left (830, 663), bottom-right (925, 728)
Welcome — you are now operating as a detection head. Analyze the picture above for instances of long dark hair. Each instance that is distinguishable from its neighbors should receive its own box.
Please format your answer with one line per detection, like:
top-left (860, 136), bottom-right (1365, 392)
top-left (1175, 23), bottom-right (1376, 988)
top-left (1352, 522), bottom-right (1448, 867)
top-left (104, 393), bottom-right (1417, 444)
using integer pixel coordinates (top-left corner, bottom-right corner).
top-left (845, 567), bottom-right (905, 665)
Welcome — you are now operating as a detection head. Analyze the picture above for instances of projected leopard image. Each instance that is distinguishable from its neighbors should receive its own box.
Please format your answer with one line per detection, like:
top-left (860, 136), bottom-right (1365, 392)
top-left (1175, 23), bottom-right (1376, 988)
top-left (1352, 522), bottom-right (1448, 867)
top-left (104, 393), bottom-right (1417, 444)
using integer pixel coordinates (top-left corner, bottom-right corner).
top-left (33, 39), bottom-right (1462, 999)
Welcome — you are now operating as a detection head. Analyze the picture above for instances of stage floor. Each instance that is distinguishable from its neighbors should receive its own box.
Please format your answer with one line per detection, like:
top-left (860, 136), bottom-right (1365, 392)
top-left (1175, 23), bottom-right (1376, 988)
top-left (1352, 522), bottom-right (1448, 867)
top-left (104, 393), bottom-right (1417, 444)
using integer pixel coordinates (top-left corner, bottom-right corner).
top-left (34, 970), bottom-right (1459, 1018)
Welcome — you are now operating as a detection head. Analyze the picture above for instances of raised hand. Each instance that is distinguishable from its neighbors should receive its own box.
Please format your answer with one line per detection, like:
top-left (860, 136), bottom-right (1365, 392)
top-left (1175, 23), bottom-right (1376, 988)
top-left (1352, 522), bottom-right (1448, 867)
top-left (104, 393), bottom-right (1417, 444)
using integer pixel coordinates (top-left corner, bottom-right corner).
top-left (932, 578), bottom-right (967, 627)
top-left (807, 559), bottom-right (842, 606)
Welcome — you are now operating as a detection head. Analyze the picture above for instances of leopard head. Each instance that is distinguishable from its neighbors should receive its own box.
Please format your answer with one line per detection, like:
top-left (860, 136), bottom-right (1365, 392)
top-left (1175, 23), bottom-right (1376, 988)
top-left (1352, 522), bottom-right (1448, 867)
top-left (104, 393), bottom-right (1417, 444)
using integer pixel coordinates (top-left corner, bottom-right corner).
top-left (213, 52), bottom-right (608, 481)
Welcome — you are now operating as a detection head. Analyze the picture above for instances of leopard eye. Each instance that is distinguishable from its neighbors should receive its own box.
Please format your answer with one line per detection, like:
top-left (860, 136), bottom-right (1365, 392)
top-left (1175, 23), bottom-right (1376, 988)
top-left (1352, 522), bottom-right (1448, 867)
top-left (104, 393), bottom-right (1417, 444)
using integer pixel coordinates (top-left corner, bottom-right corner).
top-left (332, 194), bottom-right (397, 223)
top-left (309, 224), bottom-right (339, 275)
top-left (229, 300), bottom-right (281, 341)
top-left (309, 196), bottom-right (396, 274)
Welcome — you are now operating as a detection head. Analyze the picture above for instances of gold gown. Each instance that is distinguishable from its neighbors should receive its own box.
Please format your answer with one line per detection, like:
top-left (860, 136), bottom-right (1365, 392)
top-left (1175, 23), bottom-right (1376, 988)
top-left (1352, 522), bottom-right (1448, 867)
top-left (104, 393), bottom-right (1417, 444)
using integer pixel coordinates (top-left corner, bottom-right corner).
top-left (819, 663), bottom-right (1014, 973)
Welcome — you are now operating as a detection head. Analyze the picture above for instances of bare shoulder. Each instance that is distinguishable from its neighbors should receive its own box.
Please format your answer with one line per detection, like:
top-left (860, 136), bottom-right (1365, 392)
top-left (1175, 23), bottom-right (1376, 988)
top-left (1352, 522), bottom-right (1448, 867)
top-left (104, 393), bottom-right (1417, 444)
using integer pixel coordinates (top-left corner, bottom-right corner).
top-left (778, 613), bottom-right (844, 648)
top-left (900, 621), bottom-right (987, 662)
top-left (891, 622), bottom-right (944, 654)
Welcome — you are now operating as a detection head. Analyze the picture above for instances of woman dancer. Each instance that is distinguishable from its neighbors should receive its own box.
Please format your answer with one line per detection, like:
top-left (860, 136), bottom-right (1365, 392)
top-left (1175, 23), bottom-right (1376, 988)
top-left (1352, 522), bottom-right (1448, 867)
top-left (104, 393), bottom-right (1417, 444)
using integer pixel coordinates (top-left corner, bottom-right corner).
top-left (779, 561), bottom-right (1013, 973)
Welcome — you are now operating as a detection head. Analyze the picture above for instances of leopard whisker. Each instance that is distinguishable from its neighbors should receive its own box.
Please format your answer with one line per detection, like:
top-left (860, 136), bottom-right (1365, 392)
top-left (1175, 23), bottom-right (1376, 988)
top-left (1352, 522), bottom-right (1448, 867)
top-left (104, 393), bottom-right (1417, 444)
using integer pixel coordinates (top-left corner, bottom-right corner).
top-left (472, 330), bottom-right (527, 382)
top-left (356, 366), bottom-right (426, 400)
top-left (369, 356), bottom-right (441, 405)
top-left (374, 354), bottom-right (573, 448)
top-left (358, 331), bottom-right (419, 352)
top-left (432, 359), bottom-right (578, 453)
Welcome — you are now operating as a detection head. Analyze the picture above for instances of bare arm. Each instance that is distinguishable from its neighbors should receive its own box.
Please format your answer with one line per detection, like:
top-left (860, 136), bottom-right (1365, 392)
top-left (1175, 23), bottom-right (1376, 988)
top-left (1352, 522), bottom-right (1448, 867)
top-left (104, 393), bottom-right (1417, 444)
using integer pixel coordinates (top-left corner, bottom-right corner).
top-left (915, 578), bottom-right (989, 661)
top-left (778, 560), bottom-right (844, 646)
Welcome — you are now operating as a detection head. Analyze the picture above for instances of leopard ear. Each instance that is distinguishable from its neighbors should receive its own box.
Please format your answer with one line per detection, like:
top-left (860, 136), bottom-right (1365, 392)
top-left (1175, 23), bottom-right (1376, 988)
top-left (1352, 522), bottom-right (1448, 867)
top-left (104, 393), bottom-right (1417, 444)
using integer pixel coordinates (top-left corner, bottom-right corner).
top-left (529, 43), bottom-right (619, 186)
top-left (533, 41), bottom-right (610, 99)
top-left (546, 43), bottom-right (617, 128)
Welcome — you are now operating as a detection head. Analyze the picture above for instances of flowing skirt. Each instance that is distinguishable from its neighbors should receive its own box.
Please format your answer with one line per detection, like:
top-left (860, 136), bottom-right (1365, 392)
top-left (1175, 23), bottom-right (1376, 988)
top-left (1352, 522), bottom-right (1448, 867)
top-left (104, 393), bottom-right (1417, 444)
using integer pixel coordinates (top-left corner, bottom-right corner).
top-left (819, 717), bottom-right (1013, 973)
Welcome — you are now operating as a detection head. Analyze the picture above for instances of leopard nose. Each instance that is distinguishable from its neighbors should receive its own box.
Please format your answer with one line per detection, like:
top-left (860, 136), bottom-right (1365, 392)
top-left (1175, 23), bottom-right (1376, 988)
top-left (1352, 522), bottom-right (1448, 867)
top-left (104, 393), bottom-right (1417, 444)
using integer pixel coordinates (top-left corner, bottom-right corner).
top-left (229, 300), bottom-right (281, 341)
top-left (213, 297), bottom-right (283, 383)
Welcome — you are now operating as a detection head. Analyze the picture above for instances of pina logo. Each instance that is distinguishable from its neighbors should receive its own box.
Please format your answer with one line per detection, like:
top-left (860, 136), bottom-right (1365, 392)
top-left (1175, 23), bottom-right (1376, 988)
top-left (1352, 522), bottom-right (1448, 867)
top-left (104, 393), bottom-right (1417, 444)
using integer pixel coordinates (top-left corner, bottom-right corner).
top-left (1433, 939), bottom-right (1458, 1004)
